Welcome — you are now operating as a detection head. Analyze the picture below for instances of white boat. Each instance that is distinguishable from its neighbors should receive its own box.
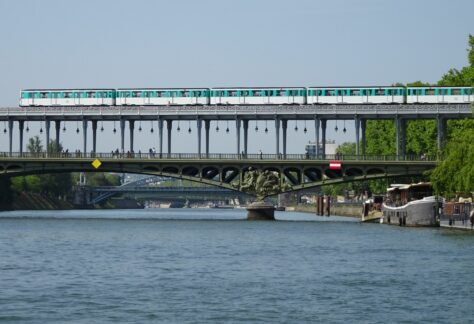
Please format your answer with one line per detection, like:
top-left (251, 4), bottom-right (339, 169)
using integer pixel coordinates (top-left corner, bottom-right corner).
top-left (382, 183), bottom-right (439, 227)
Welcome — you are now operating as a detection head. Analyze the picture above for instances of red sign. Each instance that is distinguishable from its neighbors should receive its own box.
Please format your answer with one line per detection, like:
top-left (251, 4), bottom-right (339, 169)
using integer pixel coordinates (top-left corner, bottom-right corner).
top-left (329, 161), bottom-right (342, 170)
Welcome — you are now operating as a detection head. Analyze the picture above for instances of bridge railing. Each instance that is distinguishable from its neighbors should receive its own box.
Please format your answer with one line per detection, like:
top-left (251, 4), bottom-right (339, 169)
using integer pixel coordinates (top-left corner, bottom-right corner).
top-left (0, 152), bottom-right (437, 161)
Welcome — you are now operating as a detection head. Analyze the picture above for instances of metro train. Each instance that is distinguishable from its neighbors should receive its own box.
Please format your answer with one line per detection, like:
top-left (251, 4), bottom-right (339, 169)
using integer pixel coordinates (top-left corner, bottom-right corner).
top-left (19, 86), bottom-right (473, 107)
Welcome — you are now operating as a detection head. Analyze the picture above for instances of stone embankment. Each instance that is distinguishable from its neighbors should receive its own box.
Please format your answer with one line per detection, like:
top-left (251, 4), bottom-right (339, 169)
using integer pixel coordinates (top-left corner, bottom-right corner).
top-left (292, 203), bottom-right (362, 218)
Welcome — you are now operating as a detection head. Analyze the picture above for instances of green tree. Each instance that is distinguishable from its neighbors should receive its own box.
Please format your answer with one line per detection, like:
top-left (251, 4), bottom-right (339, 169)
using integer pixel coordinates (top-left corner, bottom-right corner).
top-left (27, 135), bottom-right (43, 153)
top-left (430, 35), bottom-right (474, 194)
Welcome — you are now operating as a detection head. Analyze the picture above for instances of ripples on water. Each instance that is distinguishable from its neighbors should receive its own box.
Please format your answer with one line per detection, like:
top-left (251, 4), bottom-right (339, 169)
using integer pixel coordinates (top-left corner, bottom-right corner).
top-left (0, 209), bottom-right (473, 323)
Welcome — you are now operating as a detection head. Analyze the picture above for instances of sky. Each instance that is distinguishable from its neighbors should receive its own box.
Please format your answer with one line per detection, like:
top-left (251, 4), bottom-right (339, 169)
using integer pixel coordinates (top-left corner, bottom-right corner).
top-left (0, 0), bottom-right (472, 154)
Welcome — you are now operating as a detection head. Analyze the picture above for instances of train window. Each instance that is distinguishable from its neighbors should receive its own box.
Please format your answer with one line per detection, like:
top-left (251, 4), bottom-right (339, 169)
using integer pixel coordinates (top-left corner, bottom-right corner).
top-left (326, 90), bottom-right (334, 96)
top-left (464, 88), bottom-right (473, 95)
top-left (64, 92), bottom-right (72, 98)
top-left (87, 92), bottom-right (95, 98)
top-left (229, 90), bottom-right (237, 97)
top-left (375, 89), bottom-right (384, 96)
top-left (132, 91), bottom-right (141, 98)
top-left (451, 89), bottom-right (461, 95)
top-left (40, 92), bottom-right (49, 98)
top-left (425, 89), bottom-right (435, 95)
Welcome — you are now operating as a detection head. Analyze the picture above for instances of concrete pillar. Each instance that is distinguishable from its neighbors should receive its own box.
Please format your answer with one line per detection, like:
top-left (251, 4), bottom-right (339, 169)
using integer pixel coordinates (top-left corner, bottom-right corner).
top-left (204, 120), bottom-right (210, 157)
top-left (235, 118), bottom-right (241, 155)
top-left (120, 119), bottom-right (125, 153)
top-left (129, 120), bottom-right (135, 153)
top-left (275, 119), bottom-right (280, 156)
top-left (282, 119), bottom-right (287, 157)
top-left (437, 116), bottom-right (446, 152)
top-left (321, 119), bottom-right (327, 159)
top-left (314, 117), bottom-right (320, 158)
top-left (361, 119), bottom-right (366, 156)
top-left (55, 120), bottom-right (61, 151)
top-left (8, 120), bottom-right (13, 156)
top-left (91, 120), bottom-right (97, 154)
top-left (243, 119), bottom-right (249, 156)
top-left (197, 119), bottom-right (202, 156)
top-left (401, 119), bottom-right (407, 158)
top-left (355, 116), bottom-right (360, 157)
top-left (167, 120), bottom-right (173, 154)
top-left (82, 120), bottom-right (88, 155)
top-left (158, 118), bottom-right (164, 157)
top-left (395, 117), bottom-right (401, 160)
top-left (18, 120), bottom-right (24, 155)
top-left (45, 120), bottom-right (50, 154)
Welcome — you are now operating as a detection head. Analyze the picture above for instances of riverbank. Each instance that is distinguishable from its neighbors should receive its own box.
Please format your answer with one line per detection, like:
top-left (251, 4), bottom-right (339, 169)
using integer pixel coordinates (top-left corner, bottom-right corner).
top-left (292, 203), bottom-right (361, 218)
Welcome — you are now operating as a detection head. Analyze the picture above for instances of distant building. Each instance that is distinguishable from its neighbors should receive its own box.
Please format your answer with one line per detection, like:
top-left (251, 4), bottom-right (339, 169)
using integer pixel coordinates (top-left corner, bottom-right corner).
top-left (305, 140), bottom-right (337, 156)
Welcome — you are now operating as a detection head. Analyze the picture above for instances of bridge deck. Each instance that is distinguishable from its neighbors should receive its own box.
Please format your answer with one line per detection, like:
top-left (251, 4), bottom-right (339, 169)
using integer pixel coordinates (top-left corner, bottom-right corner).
top-left (0, 103), bottom-right (471, 121)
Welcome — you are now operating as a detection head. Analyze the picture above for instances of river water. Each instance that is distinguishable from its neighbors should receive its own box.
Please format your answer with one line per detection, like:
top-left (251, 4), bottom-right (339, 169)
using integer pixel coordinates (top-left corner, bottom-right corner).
top-left (0, 208), bottom-right (473, 323)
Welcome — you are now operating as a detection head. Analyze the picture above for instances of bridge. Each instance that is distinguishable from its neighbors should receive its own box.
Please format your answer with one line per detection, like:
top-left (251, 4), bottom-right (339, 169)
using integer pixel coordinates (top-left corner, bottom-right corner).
top-left (0, 103), bottom-right (471, 159)
top-left (0, 152), bottom-right (437, 197)
top-left (88, 175), bottom-right (251, 204)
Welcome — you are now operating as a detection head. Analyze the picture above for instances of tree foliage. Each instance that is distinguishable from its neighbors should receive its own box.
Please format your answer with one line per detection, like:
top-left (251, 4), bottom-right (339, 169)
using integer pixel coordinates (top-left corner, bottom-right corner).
top-left (430, 34), bottom-right (474, 194)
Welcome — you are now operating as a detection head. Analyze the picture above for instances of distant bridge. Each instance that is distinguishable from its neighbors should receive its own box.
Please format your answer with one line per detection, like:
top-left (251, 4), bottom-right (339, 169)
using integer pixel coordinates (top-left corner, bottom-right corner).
top-left (0, 152), bottom-right (437, 197)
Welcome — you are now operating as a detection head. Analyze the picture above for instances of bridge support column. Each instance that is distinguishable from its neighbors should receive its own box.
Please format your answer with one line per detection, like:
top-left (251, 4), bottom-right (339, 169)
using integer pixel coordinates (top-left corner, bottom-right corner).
top-left (355, 117), bottom-right (360, 158)
top-left (18, 120), bottom-right (24, 156)
top-left (235, 118), bottom-right (241, 155)
top-left (8, 120), bottom-right (13, 156)
top-left (91, 120), bottom-right (97, 154)
top-left (197, 119), bottom-right (202, 156)
top-left (314, 117), bottom-right (320, 158)
top-left (282, 119), bottom-right (287, 158)
top-left (129, 120), bottom-right (135, 153)
top-left (45, 120), bottom-right (50, 155)
top-left (55, 120), bottom-right (61, 152)
top-left (321, 119), bottom-right (327, 159)
top-left (361, 119), bottom-right (366, 156)
top-left (204, 120), bottom-right (210, 157)
top-left (243, 119), bottom-right (249, 156)
top-left (158, 118), bottom-right (163, 157)
top-left (275, 119), bottom-right (280, 156)
top-left (437, 116), bottom-right (447, 153)
top-left (120, 119), bottom-right (125, 154)
top-left (395, 117), bottom-right (402, 161)
top-left (401, 119), bottom-right (407, 158)
top-left (82, 120), bottom-right (88, 155)
top-left (167, 120), bottom-right (173, 154)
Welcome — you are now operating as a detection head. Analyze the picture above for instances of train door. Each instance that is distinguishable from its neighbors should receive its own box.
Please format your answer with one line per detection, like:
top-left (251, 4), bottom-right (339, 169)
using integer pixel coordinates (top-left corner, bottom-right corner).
top-left (74, 92), bottom-right (81, 105)
top-left (238, 90), bottom-right (245, 104)
top-left (438, 88), bottom-right (445, 103)
top-left (463, 88), bottom-right (471, 102)
top-left (363, 89), bottom-right (370, 103)
top-left (336, 89), bottom-right (342, 103)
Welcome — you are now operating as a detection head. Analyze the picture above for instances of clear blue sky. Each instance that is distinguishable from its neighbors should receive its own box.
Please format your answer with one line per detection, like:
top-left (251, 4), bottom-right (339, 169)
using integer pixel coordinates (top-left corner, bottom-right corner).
top-left (0, 0), bottom-right (472, 153)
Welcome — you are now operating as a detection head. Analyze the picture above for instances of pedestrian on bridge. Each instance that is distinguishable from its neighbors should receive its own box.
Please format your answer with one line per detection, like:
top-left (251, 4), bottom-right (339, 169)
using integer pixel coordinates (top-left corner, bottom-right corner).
top-left (259, 149), bottom-right (263, 160)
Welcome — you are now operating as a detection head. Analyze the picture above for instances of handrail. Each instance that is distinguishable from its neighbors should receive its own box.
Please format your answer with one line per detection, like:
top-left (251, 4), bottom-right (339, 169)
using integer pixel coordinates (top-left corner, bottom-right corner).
top-left (0, 152), bottom-right (438, 161)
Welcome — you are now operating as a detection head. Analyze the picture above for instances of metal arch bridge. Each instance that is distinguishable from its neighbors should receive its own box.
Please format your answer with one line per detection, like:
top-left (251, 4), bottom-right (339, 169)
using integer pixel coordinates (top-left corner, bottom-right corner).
top-left (90, 186), bottom-right (251, 205)
top-left (89, 175), bottom-right (250, 204)
top-left (0, 152), bottom-right (437, 197)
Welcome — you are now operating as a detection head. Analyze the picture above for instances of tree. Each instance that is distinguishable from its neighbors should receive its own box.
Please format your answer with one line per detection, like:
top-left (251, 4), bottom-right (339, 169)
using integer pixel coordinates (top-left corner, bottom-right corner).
top-left (27, 135), bottom-right (43, 153)
top-left (430, 34), bottom-right (474, 195)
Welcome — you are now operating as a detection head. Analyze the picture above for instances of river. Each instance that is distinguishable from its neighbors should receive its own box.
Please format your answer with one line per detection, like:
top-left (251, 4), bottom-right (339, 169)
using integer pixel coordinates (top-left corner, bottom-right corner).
top-left (0, 208), bottom-right (473, 323)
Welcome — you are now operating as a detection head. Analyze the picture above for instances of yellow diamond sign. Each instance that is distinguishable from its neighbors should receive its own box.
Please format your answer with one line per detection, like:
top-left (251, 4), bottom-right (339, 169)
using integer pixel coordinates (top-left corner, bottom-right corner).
top-left (91, 159), bottom-right (102, 169)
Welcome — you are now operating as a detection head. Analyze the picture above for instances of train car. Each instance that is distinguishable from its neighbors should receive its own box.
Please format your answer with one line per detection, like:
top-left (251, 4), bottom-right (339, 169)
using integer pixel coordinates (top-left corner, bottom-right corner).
top-left (116, 88), bottom-right (210, 106)
top-left (19, 89), bottom-right (116, 106)
top-left (406, 87), bottom-right (473, 104)
top-left (210, 87), bottom-right (307, 105)
top-left (307, 87), bottom-right (405, 104)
